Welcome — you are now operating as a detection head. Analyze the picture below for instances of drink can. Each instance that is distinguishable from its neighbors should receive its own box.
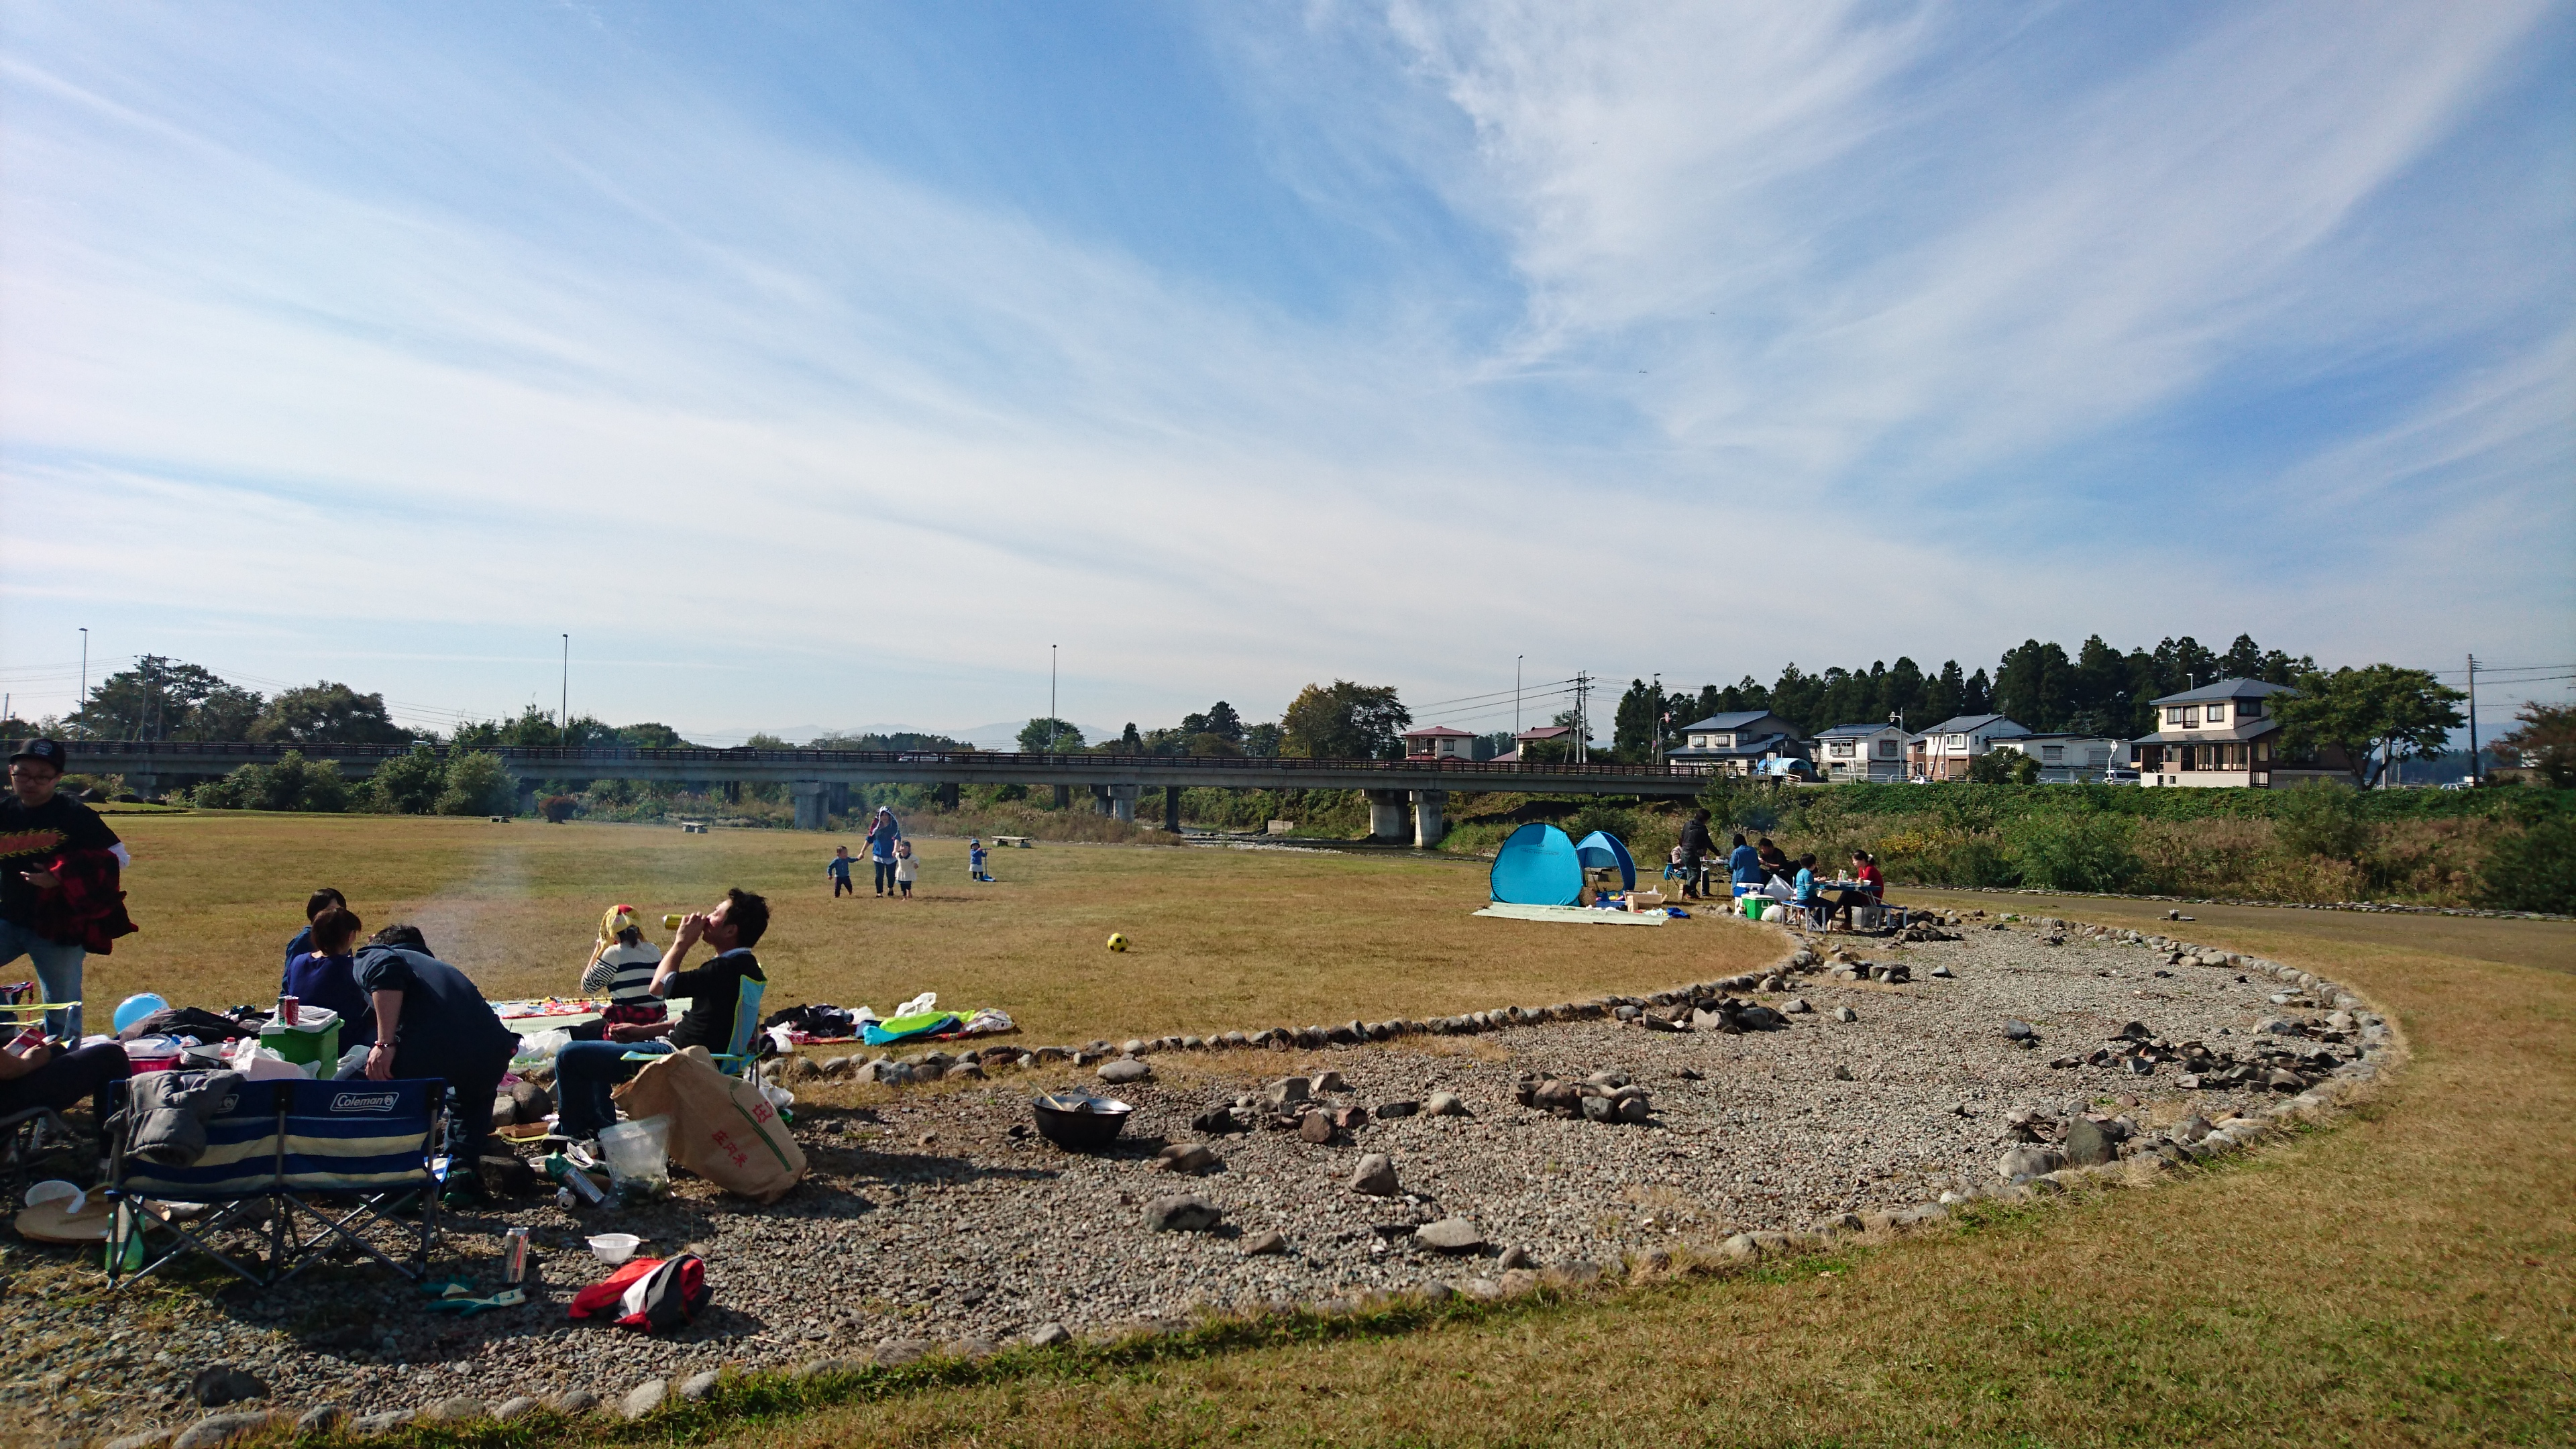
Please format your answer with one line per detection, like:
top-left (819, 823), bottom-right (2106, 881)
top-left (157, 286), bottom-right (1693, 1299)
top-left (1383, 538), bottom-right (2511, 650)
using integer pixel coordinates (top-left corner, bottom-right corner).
top-left (502, 1226), bottom-right (529, 1283)
top-left (662, 914), bottom-right (685, 930)
top-left (279, 996), bottom-right (300, 1026)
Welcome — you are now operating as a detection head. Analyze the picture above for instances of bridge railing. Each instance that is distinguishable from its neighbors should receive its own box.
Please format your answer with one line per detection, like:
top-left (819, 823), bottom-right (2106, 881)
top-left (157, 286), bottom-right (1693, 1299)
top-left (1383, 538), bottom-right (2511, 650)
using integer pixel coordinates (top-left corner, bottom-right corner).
top-left (62, 739), bottom-right (1715, 782)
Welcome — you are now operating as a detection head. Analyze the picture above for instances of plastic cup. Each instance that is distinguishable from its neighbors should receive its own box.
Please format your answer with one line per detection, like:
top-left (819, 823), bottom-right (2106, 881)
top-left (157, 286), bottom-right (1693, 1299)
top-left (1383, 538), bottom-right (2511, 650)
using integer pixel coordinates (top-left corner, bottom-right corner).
top-left (587, 1232), bottom-right (641, 1265)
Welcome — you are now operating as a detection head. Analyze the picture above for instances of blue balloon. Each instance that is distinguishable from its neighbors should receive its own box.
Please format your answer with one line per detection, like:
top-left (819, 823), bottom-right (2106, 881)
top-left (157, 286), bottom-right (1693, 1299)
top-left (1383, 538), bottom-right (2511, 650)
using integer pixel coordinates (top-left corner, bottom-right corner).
top-left (111, 993), bottom-right (169, 1034)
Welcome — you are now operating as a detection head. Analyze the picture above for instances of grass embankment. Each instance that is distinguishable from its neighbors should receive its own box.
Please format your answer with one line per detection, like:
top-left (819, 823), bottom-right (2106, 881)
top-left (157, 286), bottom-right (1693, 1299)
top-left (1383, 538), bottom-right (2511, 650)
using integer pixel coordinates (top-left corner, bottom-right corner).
top-left (96, 814), bottom-right (1777, 1046)
top-left (339, 890), bottom-right (2571, 1447)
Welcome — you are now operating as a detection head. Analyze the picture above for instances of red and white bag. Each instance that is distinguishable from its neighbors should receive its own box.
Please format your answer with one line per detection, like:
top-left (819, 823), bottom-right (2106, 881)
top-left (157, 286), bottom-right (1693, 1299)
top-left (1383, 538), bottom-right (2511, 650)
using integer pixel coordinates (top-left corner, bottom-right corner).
top-left (568, 1253), bottom-right (710, 1334)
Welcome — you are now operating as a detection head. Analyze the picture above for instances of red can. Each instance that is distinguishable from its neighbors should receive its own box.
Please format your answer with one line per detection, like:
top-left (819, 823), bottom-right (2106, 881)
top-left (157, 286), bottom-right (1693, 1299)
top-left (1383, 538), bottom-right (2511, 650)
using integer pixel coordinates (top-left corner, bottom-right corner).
top-left (279, 996), bottom-right (300, 1026)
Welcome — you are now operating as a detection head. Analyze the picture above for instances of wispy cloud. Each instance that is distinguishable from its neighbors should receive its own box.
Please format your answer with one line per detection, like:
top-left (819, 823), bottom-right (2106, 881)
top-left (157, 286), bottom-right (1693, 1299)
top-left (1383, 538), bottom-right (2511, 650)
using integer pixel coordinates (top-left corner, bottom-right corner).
top-left (0, 2), bottom-right (2566, 735)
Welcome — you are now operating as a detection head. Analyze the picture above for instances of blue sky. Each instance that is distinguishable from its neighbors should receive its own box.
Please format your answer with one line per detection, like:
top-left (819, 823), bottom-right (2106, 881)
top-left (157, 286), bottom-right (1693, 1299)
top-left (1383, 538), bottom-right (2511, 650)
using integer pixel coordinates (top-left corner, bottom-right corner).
top-left (2, 1), bottom-right (2569, 744)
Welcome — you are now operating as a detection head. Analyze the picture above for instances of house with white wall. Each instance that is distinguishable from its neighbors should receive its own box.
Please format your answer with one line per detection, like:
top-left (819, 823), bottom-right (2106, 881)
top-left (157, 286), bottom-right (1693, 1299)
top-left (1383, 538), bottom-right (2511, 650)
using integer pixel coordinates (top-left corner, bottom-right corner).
top-left (2131, 680), bottom-right (2349, 788)
top-left (1812, 722), bottom-right (1909, 782)
top-left (1992, 732), bottom-right (2126, 783)
top-left (1401, 725), bottom-right (1480, 761)
top-left (1908, 714), bottom-right (2033, 780)
top-left (1668, 711), bottom-right (1809, 776)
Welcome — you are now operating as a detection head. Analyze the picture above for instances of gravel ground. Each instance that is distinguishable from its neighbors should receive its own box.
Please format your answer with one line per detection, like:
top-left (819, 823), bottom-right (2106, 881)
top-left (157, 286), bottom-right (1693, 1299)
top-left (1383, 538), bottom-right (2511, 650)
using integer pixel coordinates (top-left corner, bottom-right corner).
top-left (1, 914), bottom-right (2390, 1442)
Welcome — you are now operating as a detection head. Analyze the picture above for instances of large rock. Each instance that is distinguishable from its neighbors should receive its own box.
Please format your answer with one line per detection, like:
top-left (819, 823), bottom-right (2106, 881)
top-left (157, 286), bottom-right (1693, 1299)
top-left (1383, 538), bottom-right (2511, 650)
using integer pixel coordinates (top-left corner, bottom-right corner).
top-left (1298, 1111), bottom-right (1335, 1143)
top-left (2063, 1118), bottom-right (2117, 1167)
top-left (1240, 1229), bottom-right (1287, 1256)
top-left (1415, 1218), bottom-right (1485, 1252)
top-left (189, 1366), bottom-right (267, 1408)
top-left (1423, 1091), bottom-right (1467, 1117)
top-left (547, 1390), bottom-right (600, 1415)
top-left (172, 1416), bottom-right (274, 1449)
top-left (1348, 1153), bottom-right (1399, 1195)
top-left (1142, 1194), bottom-right (1224, 1232)
top-left (621, 1379), bottom-right (667, 1420)
top-left (419, 1397), bottom-right (488, 1424)
top-left (2002, 1019), bottom-right (2037, 1041)
top-left (679, 1370), bottom-right (724, 1401)
top-left (1996, 1146), bottom-right (2066, 1180)
top-left (875, 1338), bottom-right (932, 1366)
top-left (1097, 1057), bottom-right (1150, 1085)
top-left (1266, 1076), bottom-right (1310, 1107)
top-left (1155, 1142), bottom-right (1221, 1175)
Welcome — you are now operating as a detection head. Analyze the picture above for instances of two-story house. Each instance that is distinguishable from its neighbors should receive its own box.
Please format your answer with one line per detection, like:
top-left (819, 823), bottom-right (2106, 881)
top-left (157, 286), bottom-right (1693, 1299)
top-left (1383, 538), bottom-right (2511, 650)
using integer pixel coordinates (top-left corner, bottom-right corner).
top-left (1667, 711), bottom-right (1810, 776)
top-left (1991, 732), bottom-right (2126, 783)
top-left (1811, 722), bottom-right (1909, 782)
top-left (2131, 680), bottom-right (2348, 788)
top-left (1400, 725), bottom-right (1481, 761)
top-left (1908, 714), bottom-right (2033, 780)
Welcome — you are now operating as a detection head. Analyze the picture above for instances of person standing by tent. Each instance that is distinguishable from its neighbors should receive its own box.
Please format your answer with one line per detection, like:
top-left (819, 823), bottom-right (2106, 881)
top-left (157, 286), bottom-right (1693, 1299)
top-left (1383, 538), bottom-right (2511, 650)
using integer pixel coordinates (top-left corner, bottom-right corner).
top-left (865, 806), bottom-right (902, 897)
top-left (1676, 810), bottom-right (1715, 900)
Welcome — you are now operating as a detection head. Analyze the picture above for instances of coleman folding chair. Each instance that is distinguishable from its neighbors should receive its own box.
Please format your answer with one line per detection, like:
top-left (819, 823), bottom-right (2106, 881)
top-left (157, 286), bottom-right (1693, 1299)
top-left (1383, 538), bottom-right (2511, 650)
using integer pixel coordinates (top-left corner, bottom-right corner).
top-left (625, 975), bottom-right (769, 1087)
top-left (105, 1076), bottom-right (446, 1291)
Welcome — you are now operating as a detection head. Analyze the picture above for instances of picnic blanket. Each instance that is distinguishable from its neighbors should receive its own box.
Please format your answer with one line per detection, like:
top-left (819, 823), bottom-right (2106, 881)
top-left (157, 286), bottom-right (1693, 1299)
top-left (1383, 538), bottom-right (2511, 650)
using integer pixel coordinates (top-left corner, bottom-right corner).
top-left (1473, 904), bottom-right (1667, 927)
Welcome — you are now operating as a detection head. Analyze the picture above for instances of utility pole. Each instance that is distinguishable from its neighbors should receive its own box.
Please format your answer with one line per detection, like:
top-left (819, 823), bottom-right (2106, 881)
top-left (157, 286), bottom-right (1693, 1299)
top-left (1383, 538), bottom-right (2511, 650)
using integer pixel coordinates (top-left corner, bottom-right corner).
top-left (2467, 653), bottom-right (2479, 784)
top-left (1515, 656), bottom-right (1522, 737)
top-left (560, 634), bottom-right (570, 739)
top-left (1049, 645), bottom-right (1058, 754)
top-left (78, 628), bottom-right (89, 723)
top-left (1572, 671), bottom-right (1592, 764)
top-left (1652, 672), bottom-right (1664, 770)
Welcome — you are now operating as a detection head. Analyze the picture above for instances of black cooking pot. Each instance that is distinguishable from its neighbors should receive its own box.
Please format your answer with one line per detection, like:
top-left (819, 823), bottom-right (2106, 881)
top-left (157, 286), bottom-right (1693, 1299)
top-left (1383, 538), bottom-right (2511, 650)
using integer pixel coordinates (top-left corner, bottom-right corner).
top-left (1032, 1092), bottom-right (1132, 1150)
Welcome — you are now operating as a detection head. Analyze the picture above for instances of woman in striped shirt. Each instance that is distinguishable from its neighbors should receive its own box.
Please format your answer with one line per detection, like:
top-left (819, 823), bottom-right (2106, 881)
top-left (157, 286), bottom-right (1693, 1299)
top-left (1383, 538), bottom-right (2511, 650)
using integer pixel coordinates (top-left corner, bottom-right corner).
top-left (578, 904), bottom-right (667, 1025)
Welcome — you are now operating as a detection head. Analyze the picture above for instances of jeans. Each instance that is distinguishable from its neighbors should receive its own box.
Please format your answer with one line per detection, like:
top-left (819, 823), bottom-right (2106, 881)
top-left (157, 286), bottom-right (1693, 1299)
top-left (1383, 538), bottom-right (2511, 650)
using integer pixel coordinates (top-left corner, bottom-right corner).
top-left (0, 918), bottom-right (88, 1039)
top-left (553, 1038), bottom-right (672, 1140)
top-left (873, 859), bottom-right (896, 894)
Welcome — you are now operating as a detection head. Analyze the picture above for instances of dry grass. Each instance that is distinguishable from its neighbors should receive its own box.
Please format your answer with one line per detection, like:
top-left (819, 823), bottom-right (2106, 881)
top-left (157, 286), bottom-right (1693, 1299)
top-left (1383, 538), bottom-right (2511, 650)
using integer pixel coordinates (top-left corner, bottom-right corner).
top-left (87, 812), bottom-right (1778, 1046)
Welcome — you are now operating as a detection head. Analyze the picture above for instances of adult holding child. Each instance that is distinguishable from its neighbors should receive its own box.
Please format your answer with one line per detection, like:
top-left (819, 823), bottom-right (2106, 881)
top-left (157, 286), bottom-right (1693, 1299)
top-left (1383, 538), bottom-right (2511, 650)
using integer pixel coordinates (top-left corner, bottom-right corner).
top-left (551, 888), bottom-right (769, 1145)
top-left (865, 806), bottom-right (902, 897)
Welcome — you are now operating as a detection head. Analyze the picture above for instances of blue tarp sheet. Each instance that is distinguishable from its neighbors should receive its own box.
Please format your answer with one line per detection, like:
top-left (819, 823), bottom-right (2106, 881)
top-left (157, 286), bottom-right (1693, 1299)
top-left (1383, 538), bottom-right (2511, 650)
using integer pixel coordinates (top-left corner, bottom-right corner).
top-left (1490, 823), bottom-right (1582, 906)
top-left (1573, 830), bottom-right (1636, 892)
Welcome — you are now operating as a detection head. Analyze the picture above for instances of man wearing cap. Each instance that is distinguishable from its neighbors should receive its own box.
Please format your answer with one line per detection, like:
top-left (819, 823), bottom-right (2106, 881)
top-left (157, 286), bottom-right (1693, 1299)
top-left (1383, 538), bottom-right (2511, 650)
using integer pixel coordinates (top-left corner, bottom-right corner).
top-left (1, 740), bottom-right (130, 1040)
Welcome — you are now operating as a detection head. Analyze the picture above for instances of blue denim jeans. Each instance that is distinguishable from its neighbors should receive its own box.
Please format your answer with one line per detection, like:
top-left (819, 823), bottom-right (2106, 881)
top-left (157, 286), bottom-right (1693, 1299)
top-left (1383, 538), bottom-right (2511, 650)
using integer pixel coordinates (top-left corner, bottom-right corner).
top-left (0, 918), bottom-right (87, 1039)
top-left (553, 1038), bottom-right (672, 1140)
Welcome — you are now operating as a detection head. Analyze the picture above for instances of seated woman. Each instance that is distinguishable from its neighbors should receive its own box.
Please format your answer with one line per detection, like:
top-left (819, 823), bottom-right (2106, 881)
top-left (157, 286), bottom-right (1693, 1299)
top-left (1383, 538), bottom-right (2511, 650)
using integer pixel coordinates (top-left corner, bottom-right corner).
top-left (284, 904), bottom-right (377, 1046)
top-left (573, 906), bottom-right (666, 1041)
top-left (0, 1027), bottom-right (131, 1130)
top-left (1827, 850), bottom-right (1885, 926)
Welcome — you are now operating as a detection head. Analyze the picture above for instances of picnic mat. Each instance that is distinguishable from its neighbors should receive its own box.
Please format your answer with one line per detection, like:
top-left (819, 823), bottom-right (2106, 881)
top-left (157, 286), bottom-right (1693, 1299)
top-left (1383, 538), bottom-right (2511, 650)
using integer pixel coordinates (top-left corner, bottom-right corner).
top-left (1473, 904), bottom-right (1667, 926)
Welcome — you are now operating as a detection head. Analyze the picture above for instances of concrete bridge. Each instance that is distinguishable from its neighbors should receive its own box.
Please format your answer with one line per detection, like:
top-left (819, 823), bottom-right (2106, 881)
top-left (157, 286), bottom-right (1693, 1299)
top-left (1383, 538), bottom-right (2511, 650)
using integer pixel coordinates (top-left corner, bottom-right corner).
top-left (62, 740), bottom-right (1719, 844)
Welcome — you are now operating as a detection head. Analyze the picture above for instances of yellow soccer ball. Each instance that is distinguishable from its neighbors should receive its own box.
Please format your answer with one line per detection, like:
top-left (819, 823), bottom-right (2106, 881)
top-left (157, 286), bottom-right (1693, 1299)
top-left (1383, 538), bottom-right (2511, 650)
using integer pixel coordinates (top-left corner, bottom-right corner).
top-left (1106, 932), bottom-right (1129, 953)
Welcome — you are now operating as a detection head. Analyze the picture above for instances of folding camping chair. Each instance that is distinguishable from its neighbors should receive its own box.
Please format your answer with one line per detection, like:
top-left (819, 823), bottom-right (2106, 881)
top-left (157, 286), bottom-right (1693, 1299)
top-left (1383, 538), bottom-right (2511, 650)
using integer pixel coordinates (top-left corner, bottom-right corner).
top-left (624, 975), bottom-right (768, 1088)
top-left (104, 1075), bottom-right (446, 1291)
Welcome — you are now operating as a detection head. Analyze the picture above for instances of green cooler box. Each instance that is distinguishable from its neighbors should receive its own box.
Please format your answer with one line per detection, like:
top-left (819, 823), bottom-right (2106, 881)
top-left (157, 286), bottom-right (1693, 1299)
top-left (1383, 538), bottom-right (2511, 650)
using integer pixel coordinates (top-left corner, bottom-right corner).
top-left (261, 1008), bottom-right (343, 1075)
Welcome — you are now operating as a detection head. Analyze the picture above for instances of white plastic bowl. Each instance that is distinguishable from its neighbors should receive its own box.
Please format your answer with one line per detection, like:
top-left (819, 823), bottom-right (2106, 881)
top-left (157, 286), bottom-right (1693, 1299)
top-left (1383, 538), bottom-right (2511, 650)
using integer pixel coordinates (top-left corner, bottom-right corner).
top-left (23, 1180), bottom-right (83, 1214)
top-left (587, 1232), bottom-right (641, 1265)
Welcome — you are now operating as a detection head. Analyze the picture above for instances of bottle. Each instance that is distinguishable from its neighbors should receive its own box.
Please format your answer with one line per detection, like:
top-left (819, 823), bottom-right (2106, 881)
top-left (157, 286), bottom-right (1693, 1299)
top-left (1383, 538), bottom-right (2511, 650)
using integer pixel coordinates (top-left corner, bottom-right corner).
top-left (662, 914), bottom-right (685, 930)
top-left (543, 1153), bottom-right (605, 1205)
top-left (502, 1226), bottom-right (530, 1283)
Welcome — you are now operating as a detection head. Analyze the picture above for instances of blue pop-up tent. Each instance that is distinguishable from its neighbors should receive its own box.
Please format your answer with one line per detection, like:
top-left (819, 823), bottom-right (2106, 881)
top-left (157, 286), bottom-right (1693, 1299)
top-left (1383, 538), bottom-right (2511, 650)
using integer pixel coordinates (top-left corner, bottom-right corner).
top-left (1489, 823), bottom-right (1582, 905)
top-left (1572, 830), bottom-right (1636, 892)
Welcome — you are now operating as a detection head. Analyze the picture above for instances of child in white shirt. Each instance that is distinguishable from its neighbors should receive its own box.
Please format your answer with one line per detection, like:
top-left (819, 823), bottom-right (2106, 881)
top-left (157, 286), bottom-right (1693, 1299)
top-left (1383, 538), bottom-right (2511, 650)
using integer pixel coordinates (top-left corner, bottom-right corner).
top-left (892, 839), bottom-right (919, 898)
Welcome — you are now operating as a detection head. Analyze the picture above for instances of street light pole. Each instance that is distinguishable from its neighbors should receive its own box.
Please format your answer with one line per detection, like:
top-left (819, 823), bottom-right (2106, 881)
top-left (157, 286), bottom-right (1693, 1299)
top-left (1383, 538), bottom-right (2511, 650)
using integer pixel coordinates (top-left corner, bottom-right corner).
top-left (560, 634), bottom-right (570, 739)
top-left (1049, 645), bottom-right (1058, 753)
top-left (78, 628), bottom-right (88, 715)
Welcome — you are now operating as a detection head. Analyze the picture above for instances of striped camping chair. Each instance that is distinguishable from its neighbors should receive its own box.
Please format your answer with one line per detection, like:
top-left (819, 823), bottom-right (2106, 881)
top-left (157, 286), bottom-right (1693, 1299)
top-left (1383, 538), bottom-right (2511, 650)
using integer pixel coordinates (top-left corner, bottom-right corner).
top-left (105, 1076), bottom-right (445, 1291)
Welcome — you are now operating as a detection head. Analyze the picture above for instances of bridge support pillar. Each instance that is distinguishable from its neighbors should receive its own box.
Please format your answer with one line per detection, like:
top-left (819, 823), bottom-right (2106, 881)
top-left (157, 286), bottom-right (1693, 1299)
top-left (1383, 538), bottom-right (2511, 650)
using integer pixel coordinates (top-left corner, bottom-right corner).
top-left (790, 781), bottom-right (828, 830)
top-left (1105, 783), bottom-right (1139, 823)
top-left (1163, 786), bottom-right (1183, 833)
top-left (126, 773), bottom-right (160, 802)
top-left (1411, 790), bottom-right (1447, 849)
top-left (937, 782), bottom-right (959, 809)
top-left (1366, 790), bottom-right (1409, 843)
top-left (516, 780), bottom-right (539, 816)
top-left (1053, 783), bottom-right (1071, 810)
top-left (826, 782), bottom-right (851, 816)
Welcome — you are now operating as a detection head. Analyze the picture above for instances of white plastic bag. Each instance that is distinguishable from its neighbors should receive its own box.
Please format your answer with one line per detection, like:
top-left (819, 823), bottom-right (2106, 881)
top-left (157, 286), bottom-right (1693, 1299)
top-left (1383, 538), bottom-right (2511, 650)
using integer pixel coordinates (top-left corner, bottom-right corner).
top-left (513, 1028), bottom-right (572, 1065)
top-left (896, 991), bottom-right (937, 1017)
top-left (225, 1035), bottom-right (311, 1080)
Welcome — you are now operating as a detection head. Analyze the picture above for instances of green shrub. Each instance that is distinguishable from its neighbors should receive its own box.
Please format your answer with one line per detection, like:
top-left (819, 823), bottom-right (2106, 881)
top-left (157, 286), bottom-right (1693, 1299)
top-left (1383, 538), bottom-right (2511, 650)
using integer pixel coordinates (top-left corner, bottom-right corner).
top-left (189, 752), bottom-right (346, 812)
top-left (436, 751), bottom-right (517, 816)
top-left (372, 745), bottom-right (449, 814)
top-left (2004, 810), bottom-right (2143, 893)
top-left (2478, 816), bottom-right (2575, 913)
top-left (2271, 783), bottom-right (2372, 867)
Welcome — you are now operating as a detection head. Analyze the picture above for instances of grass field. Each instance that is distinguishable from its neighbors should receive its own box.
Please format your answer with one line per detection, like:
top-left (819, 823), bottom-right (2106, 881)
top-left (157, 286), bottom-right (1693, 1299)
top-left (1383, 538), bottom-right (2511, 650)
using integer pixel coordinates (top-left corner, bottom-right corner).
top-left (84, 812), bottom-right (1778, 1046)
top-left (56, 815), bottom-right (2576, 1445)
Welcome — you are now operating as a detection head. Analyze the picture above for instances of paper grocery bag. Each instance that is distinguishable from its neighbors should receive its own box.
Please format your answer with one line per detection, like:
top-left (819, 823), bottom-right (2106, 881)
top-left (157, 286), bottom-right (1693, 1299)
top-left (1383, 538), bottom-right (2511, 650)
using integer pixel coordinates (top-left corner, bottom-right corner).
top-left (612, 1046), bottom-right (806, 1203)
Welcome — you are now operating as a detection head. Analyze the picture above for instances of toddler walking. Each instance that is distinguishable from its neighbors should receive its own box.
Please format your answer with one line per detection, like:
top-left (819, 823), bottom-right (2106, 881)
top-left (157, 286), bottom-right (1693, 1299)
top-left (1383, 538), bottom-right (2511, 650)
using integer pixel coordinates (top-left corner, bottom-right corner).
top-left (892, 839), bottom-right (918, 898)
top-left (967, 837), bottom-right (994, 883)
